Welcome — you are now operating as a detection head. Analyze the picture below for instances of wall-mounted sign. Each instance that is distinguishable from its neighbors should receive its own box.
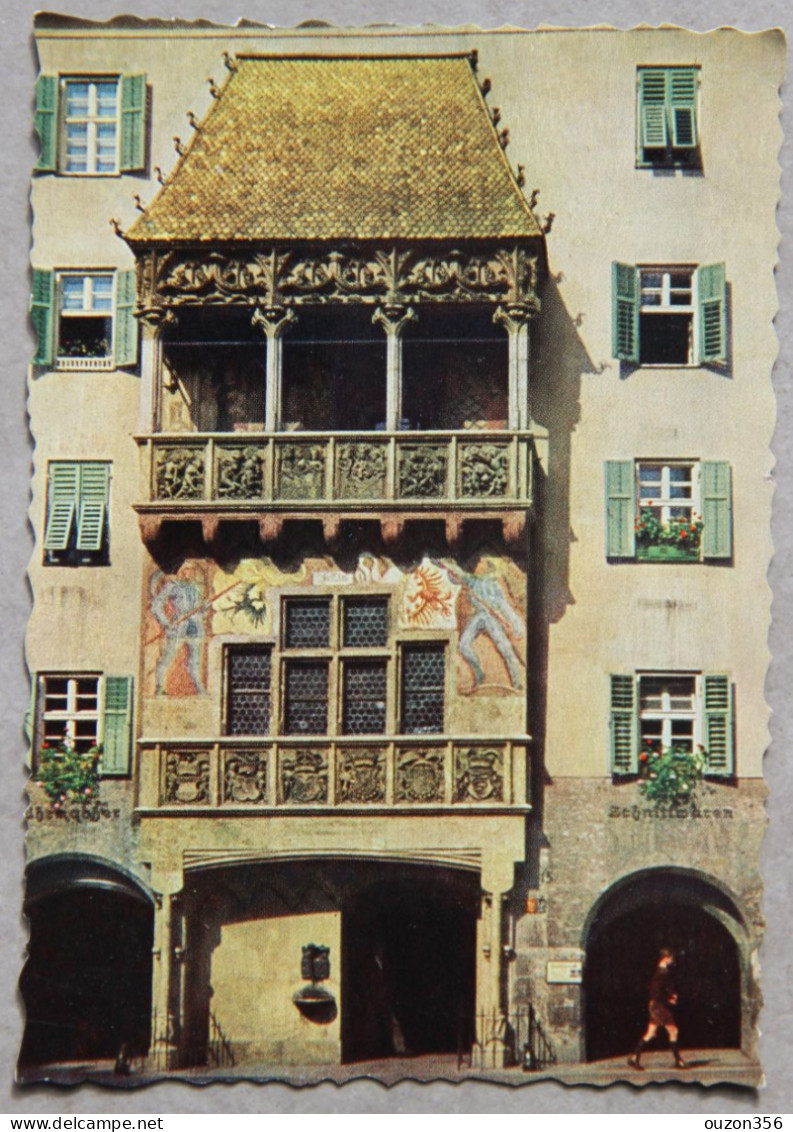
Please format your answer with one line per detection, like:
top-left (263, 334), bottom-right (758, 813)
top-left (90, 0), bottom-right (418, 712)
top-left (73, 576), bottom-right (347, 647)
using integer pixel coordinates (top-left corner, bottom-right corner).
top-left (546, 960), bottom-right (582, 984)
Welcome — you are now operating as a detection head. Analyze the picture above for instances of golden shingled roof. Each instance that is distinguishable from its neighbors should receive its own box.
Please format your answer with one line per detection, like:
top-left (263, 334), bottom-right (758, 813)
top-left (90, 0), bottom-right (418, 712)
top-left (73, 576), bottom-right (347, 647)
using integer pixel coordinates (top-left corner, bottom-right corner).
top-left (127, 55), bottom-right (541, 244)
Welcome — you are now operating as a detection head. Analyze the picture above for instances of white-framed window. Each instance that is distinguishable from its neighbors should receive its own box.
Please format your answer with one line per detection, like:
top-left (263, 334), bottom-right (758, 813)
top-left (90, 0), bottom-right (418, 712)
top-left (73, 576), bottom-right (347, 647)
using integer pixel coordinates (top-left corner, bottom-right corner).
top-left (610, 671), bottom-right (734, 777)
top-left (638, 673), bottom-right (700, 753)
top-left (221, 593), bottom-right (447, 738)
top-left (31, 268), bottom-right (138, 370)
top-left (612, 262), bottom-right (726, 367)
top-left (62, 77), bottom-right (120, 175)
top-left (57, 272), bottom-right (115, 367)
top-left (34, 73), bottom-right (146, 176)
top-left (34, 673), bottom-right (133, 776)
top-left (605, 460), bottom-right (732, 561)
top-left (637, 461), bottom-right (699, 526)
top-left (637, 66), bottom-right (700, 168)
top-left (43, 461), bottom-right (111, 566)
top-left (40, 673), bottom-right (101, 752)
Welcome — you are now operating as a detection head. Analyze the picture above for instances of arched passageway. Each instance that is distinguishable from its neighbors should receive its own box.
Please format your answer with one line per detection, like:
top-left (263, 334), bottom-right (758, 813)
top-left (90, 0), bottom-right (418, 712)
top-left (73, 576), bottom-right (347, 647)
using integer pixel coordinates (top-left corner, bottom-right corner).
top-left (583, 870), bottom-right (745, 1062)
top-left (180, 857), bottom-right (480, 1067)
top-left (341, 867), bottom-right (478, 1063)
top-left (18, 857), bottom-right (153, 1069)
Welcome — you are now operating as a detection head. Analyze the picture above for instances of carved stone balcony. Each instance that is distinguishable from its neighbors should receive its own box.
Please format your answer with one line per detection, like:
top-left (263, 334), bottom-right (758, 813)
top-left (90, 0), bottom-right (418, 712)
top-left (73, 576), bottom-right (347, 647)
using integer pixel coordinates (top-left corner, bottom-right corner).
top-left (136, 736), bottom-right (531, 814)
top-left (134, 430), bottom-right (536, 548)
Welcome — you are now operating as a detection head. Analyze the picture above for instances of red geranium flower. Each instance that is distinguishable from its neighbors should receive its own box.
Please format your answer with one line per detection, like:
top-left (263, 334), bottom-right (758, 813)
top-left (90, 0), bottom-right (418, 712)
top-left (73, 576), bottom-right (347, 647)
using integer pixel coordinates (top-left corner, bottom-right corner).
top-left (639, 753), bottom-right (648, 762)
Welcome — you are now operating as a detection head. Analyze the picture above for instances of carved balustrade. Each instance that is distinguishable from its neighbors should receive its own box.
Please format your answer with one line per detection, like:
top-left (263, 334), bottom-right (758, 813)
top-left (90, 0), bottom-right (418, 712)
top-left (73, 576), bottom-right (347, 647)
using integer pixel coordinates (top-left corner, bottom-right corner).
top-left (137, 430), bottom-right (535, 512)
top-left (136, 737), bottom-right (530, 812)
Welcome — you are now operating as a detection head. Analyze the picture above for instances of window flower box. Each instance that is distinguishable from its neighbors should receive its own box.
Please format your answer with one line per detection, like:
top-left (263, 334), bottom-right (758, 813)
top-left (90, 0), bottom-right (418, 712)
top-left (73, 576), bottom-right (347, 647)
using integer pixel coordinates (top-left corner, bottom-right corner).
top-left (635, 508), bottom-right (703, 562)
top-left (638, 743), bottom-right (708, 806)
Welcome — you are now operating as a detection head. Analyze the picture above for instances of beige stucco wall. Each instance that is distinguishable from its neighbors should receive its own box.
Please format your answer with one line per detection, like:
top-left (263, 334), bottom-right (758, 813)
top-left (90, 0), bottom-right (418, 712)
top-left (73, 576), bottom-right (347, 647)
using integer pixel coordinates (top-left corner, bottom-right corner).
top-left (210, 911), bottom-right (342, 1064)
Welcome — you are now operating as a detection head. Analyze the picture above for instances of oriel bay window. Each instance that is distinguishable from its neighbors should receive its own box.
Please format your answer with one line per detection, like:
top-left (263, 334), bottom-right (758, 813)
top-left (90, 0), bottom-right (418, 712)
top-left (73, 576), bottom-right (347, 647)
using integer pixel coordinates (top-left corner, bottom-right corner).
top-left (610, 672), bottom-right (734, 778)
top-left (222, 595), bottom-right (447, 737)
top-left (612, 262), bottom-right (726, 366)
top-left (401, 304), bottom-right (508, 429)
top-left (281, 307), bottom-right (386, 431)
top-left (160, 308), bottom-right (267, 433)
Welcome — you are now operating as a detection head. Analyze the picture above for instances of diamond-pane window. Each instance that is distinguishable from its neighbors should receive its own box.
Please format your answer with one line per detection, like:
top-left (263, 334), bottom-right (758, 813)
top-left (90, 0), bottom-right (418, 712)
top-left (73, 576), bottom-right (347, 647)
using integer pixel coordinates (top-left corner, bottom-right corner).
top-left (284, 660), bottom-right (329, 734)
top-left (284, 599), bottom-right (331, 649)
top-left (226, 646), bottom-right (272, 735)
top-left (401, 645), bottom-right (445, 734)
top-left (343, 598), bottom-right (388, 648)
top-left (342, 660), bottom-right (387, 734)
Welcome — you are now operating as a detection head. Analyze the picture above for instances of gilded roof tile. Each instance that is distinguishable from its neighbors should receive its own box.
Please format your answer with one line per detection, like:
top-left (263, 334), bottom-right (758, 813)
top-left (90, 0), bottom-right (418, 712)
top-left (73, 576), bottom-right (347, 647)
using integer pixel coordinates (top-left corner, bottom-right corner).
top-left (127, 55), bottom-right (541, 244)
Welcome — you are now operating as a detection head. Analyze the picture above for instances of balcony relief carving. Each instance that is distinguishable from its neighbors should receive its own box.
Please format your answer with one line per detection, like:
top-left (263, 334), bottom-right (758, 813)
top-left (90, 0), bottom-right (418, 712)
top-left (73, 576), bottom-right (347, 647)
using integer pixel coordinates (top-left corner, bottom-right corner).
top-left (136, 244), bottom-right (541, 312)
top-left (223, 750), bottom-right (269, 804)
top-left (276, 443), bottom-right (326, 501)
top-left (280, 749), bottom-right (329, 804)
top-left (337, 748), bottom-right (387, 804)
top-left (395, 748), bottom-right (445, 804)
top-left (216, 446), bottom-right (265, 499)
top-left (164, 750), bottom-right (210, 805)
top-left (398, 446), bottom-right (448, 498)
top-left (453, 746), bottom-right (504, 803)
top-left (154, 447), bottom-right (205, 500)
top-left (460, 443), bottom-right (510, 498)
top-left (337, 442), bottom-right (388, 499)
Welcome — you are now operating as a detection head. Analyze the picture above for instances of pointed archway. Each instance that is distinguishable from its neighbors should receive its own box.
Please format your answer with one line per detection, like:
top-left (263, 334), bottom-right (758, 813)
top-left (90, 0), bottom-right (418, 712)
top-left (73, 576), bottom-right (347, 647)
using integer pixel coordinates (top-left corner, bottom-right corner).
top-left (582, 869), bottom-right (747, 1062)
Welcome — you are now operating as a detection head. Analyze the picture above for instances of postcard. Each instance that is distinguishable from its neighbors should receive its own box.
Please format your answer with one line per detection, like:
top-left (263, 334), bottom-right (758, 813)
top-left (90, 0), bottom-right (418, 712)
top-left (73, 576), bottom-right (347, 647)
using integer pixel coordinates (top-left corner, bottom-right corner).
top-left (18, 15), bottom-right (785, 1091)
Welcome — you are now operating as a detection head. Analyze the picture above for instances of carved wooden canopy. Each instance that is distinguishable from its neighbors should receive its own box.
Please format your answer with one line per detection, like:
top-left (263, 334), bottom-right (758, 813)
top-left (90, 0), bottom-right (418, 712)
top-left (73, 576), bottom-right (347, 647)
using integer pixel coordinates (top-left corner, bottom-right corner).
top-left (133, 242), bottom-right (543, 317)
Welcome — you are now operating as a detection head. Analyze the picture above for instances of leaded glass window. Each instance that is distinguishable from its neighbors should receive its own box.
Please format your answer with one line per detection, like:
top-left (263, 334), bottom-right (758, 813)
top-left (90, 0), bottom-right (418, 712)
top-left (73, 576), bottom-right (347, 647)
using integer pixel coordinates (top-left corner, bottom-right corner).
top-left (226, 646), bottom-right (272, 735)
top-left (401, 645), bottom-right (445, 734)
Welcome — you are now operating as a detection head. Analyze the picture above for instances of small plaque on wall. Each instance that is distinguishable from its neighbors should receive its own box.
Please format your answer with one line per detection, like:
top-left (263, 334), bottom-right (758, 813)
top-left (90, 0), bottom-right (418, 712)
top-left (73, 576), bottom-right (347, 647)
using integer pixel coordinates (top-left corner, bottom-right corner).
top-left (546, 960), bottom-right (582, 984)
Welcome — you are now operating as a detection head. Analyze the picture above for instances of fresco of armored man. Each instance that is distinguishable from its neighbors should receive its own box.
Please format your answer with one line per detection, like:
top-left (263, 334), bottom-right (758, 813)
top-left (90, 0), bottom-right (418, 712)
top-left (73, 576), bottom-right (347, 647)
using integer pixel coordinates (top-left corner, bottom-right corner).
top-left (436, 560), bottom-right (526, 691)
top-left (148, 561), bottom-right (209, 696)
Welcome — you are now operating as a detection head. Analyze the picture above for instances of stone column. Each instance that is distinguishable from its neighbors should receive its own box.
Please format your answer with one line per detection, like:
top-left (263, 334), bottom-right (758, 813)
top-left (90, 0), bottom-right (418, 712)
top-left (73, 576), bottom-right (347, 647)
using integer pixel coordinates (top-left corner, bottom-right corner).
top-left (494, 304), bottom-right (533, 431)
top-left (138, 309), bottom-right (174, 434)
top-left (150, 891), bottom-right (175, 1069)
top-left (149, 871), bottom-right (183, 1070)
top-left (373, 304), bottom-right (416, 431)
top-left (252, 306), bottom-right (297, 431)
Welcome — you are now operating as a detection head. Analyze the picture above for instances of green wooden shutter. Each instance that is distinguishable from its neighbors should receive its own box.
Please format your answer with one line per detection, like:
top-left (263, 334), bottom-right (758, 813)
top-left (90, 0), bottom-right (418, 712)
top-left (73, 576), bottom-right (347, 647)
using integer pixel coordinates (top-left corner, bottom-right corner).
top-left (703, 673), bottom-right (734, 777)
top-left (43, 462), bottom-right (79, 551)
top-left (120, 74), bottom-right (146, 172)
top-left (102, 675), bottom-right (133, 775)
top-left (697, 263), bottom-right (727, 364)
top-left (76, 463), bottom-right (110, 551)
top-left (605, 460), bottom-right (636, 558)
top-left (23, 673), bottom-right (38, 755)
top-left (611, 674), bottom-right (638, 775)
top-left (639, 69), bottom-right (668, 150)
top-left (31, 269), bottom-right (54, 366)
top-left (669, 68), bottom-right (698, 148)
top-left (612, 262), bottom-right (639, 362)
top-left (34, 75), bottom-right (58, 173)
top-left (701, 462), bottom-right (732, 559)
top-left (114, 269), bottom-right (138, 367)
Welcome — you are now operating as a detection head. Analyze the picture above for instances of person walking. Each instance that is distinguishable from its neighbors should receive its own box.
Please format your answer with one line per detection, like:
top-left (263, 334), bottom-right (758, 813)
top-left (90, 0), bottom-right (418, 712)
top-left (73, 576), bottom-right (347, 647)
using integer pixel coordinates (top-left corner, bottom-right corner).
top-left (628, 949), bottom-right (688, 1070)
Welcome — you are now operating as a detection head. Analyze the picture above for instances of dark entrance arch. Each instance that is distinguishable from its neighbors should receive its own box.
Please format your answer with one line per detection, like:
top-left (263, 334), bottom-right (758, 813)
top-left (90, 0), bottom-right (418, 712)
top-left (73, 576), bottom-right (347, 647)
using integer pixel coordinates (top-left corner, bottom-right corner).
top-left (19, 856), bottom-right (154, 1069)
top-left (341, 864), bottom-right (479, 1063)
top-left (583, 870), bottom-right (744, 1062)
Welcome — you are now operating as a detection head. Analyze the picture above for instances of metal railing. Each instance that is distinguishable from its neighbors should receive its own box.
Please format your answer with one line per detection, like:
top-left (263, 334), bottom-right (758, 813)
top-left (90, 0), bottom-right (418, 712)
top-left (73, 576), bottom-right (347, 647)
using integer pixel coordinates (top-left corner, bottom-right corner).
top-left (208, 1010), bottom-right (236, 1068)
top-left (136, 429), bottom-right (535, 511)
top-left (458, 1006), bottom-right (556, 1071)
top-left (136, 736), bottom-right (530, 811)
